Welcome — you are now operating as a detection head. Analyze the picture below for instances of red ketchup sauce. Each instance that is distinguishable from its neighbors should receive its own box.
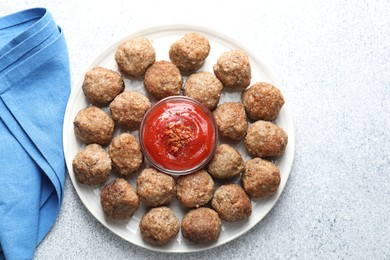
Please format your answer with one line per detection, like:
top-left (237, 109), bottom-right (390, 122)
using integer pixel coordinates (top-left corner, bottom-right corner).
top-left (140, 97), bottom-right (217, 174)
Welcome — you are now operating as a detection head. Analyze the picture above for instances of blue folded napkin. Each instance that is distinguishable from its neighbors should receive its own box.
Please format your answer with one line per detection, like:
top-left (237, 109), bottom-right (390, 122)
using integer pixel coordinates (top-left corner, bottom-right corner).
top-left (0, 8), bottom-right (70, 259)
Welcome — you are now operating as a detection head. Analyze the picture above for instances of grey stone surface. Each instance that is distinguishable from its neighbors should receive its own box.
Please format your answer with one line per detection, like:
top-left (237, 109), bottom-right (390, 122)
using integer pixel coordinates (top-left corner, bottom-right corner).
top-left (1, 0), bottom-right (389, 259)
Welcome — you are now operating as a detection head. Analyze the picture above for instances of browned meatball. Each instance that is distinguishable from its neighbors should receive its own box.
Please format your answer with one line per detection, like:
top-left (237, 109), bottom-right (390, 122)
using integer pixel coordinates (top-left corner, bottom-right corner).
top-left (82, 67), bottom-right (124, 105)
top-left (242, 82), bottom-right (285, 121)
top-left (207, 144), bottom-right (244, 180)
top-left (139, 207), bottom-right (180, 245)
top-left (176, 170), bottom-right (214, 208)
top-left (242, 158), bottom-right (280, 198)
top-left (115, 38), bottom-right (156, 77)
top-left (144, 61), bottom-right (182, 100)
top-left (213, 102), bottom-right (247, 141)
top-left (211, 183), bottom-right (252, 222)
top-left (169, 33), bottom-right (210, 72)
top-left (100, 178), bottom-right (140, 219)
top-left (73, 106), bottom-right (115, 145)
top-left (184, 72), bottom-right (223, 110)
top-left (136, 168), bottom-right (176, 207)
top-left (108, 133), bottom-right (143, 177)
top-left (213, 49), bottom-right (251, 89)
top-left (245, 120), bottom-right (288, 157)
top-left (72, 144), bottom-right (111, 185)
top-left (109, 91), bottom-right (151, 130)
top-left (181, 207), bottom-right (221, 244)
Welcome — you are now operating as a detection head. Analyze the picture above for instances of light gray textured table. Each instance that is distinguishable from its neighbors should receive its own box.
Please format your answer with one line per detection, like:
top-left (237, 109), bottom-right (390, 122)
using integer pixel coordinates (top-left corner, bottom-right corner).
top-left (1, 1), bottom-right (389, 259)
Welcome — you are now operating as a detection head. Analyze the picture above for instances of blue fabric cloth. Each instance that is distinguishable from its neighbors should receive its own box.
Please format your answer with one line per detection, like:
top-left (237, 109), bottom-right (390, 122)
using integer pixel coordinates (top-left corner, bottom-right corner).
top-left (0, 8), bottom-right (70, 260)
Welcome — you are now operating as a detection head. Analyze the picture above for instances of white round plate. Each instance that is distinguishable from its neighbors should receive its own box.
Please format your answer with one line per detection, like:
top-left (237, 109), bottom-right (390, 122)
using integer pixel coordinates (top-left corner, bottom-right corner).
top-left (63, 25), bottom-right (295, 253)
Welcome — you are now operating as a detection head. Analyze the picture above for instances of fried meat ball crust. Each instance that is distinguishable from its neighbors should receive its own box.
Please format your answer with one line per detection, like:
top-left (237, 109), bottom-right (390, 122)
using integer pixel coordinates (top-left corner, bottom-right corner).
top-left (100, 178), bottom-right (140, 219)
top-left (73, 106), bottom-right (114, 145)
top-left (207, 144), bottom-right (245, 180)
top-left (139, 207), bottom-right (180, 246)
top-left (82, 67), bottom-right (124, 106)
top-left (245, 120), bottom-right (288, 158)
top-left (136, 168), bottom-right (176, 207)
top-left (108, 133), bottom-right (143, 177)
top-left (213, 49), bottom-right (251, 89)
top-left (242, 158), bottom-right (280, 198)
top-left (184, 72), bottom-right (223, 110)
top-left (72, 144), bottom-right (111, 186)
top-left (242, 82), bottom-right (285, 121)
top-left (144, 61), bottom-right (182, 100)
top-left (115, 38), bottom-right (156, 77)
top-left (181, 207), bottom-right (221, 244)
top-left (211, 183), bottom-right (252, 222)
top-left (176, 170), bottom-right (214, 208)
top-left (109, 91), bottom-right (151, 130)
top-left (213, 102), bottom-right (247, 141)
top-left (169, 33), bottom-right (210, 72)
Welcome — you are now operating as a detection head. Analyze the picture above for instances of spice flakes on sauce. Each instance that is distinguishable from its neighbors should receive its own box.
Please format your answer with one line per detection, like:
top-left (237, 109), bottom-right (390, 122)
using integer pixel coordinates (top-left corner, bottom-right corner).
top-left (164, 120), bottom-right (194, 154)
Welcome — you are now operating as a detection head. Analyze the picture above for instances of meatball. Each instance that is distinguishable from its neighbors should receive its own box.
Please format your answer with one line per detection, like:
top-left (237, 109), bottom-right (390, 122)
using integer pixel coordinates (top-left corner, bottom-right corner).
top-left (181, 207), bottom-right (221, 244)
top-left (72, 144), bottom-right (111, 185)
top-left (211, 184), bottom-right (252, 222)
top-left (108, 133), bottom-right (143, 177)
top-left (245, 120), bottom-right (288, 157)
top-left (242, 158), bottom-right (280, 198)
top-left (115, 38), bottom-right (155, 77)
top-left (213, 102), bottom-right (247, 141)
top-left (176, 170), bottom-right (214, 208)
top-left (184, 72), bottom-right (223, 110)
top-left (100, 178), bottom-right (140, 219)
top-left (82, 67), bottom-right (124, 105)
top-left (139, 207), bottom-right (180, 246)
top-left (169, 33), bottom-right (210, 72)
top-left (242, 82), bottom-right (285, 121)
top-left (109, 91), bottom-right (151, 130)
top-left (136, 168), bottom-right (176, 207)
top-left (144, 61), bottom-right (182, 100)
top-left (207, 144), bottom-right (245, 180)
top-left (73, 106), bottom-right (114, 145)
top-left (213, 49), bottom-right (251, 89)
